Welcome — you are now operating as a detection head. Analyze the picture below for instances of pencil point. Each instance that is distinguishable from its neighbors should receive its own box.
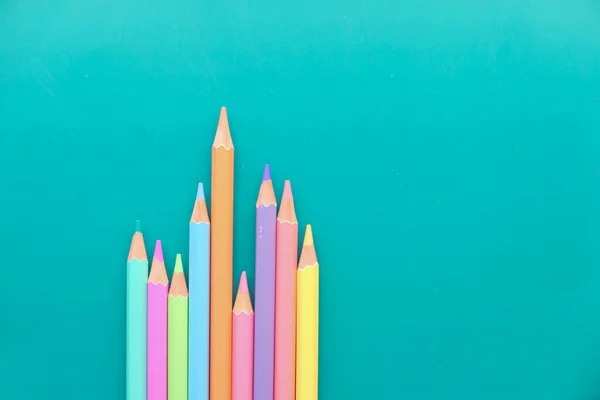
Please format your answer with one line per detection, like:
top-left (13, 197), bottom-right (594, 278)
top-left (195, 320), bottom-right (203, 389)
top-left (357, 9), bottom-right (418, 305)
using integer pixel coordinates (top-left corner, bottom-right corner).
top-left (196, 182), bottom-right (205, 200)
top-left (262, 164), bottom-right (271, 182)
top-left (233, 271), bottom-right (253, 314)
top-left (154, 240), bottom-right (164, 262)
top-left (282, 180), bottom-right (292, 198)
top-left (303, 225), bottom-right (313, 246)
top-left (213, 107), bottom-right (233, 149)
top-left (238, 271), bottom-right (249, 292)
top-left (135, 220), bottom-right (141, 232)
top-left (174, 254), bottom-right (183, 273)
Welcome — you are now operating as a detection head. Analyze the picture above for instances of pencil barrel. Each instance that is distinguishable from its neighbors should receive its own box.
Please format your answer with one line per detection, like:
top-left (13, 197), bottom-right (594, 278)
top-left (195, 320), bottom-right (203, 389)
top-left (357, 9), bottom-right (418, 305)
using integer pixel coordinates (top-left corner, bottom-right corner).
top-left (169, 296), bottom-right (189, 400)
top-left (127, 259), bottom-right (148, 400)
top-left (254, 205), bottom-right (277, 400)
top-left (148, 282), bottom-right (168, 400)
top-left (189, 222), bottom-right (210, 400)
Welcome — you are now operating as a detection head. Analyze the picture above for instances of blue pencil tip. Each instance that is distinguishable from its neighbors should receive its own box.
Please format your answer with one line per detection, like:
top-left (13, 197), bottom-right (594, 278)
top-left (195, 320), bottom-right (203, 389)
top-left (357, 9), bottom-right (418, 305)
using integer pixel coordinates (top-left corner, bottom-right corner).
top-left (196, 183), bottom-right (205, 200)
top-left (135, 220), bottom-right (141, 232)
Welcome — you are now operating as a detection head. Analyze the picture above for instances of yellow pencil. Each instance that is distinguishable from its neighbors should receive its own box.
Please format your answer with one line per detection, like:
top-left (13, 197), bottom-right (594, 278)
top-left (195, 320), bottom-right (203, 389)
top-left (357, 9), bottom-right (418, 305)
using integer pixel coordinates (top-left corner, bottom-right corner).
top-left (295, 225), bottom-right (319, 400)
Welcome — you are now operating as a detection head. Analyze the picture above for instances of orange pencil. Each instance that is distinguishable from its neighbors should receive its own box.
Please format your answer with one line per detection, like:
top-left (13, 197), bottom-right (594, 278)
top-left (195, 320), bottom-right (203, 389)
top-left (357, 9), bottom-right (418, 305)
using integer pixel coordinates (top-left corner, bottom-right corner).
top-left (210, 107), bottom-right (235, 400)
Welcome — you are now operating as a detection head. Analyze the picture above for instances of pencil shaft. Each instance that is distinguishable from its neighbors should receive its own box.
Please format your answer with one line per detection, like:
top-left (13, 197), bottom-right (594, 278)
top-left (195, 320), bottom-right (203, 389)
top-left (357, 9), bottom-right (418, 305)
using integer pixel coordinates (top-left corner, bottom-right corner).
top-left (274, 221), bottom-right (298, 400)
top-left (296, 266), bottom-right (319, 400)
top-left (210, 145), bottom-right (234, 400)
top-left (169, 296), bottom-right (189, 400)
top-left (232, 313), bottom-right (254, 400)
top-left (127, 258), bottom-right (148, 400)
top-left (190, 222), bottom-right (210, 400)
top-left (254, 205), bottom-right (277, 400)
top-left (148, 282), bottom-right (168, 400)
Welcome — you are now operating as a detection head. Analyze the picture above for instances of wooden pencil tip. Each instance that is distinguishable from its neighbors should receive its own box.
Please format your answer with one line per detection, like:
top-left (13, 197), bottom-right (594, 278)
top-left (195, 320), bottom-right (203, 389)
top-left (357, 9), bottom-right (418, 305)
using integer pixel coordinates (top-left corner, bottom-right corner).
top-left (262, 164), bottom-right (271, 182)
top-left (196, 182), bottom-right (205, 200)
top-left (154, 240), bottom-right (164, 263)
top-left (174, 254), bottom-right (183, 272)
top-left (135, 220), bottom-right (141, 232)
top-left (303, 225), bottom-right (313, 246)
top-left (283, 180), bottom-right (292, 198)
top-left (213, 107), bottom-right (233, 149)
top-left (238, 271), bottom-right (249, 292)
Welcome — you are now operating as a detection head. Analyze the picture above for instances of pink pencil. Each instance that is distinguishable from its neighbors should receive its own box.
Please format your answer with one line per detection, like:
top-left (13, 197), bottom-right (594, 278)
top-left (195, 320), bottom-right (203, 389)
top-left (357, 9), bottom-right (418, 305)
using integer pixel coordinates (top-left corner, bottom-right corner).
top-left (147, 240), bottom-right (168, 400)
top-left (232, 271), bottom-right (254, 400)
top-left (274, 181), bottom-right (298, 400)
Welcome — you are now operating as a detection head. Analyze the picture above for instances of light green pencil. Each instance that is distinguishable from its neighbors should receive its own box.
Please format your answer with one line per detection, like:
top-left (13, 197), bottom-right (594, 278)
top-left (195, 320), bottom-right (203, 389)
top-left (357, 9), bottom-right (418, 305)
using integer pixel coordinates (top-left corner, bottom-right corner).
top-left (127, 220), bottom-right (148, 400)
top-left (169, 254), bottom-right (189, 400)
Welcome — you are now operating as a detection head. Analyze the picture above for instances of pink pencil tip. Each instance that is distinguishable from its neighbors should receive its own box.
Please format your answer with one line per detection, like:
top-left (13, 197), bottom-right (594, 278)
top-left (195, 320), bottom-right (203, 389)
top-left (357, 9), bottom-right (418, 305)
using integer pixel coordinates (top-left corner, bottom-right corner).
top-left (238, 271), bottom-right (249, 292)
top-left (283, 180), bottom-right (293, 198)
top-left (262, 164), bottom-right (271, 182)
top-left (154, 240), bottom-right (164, 262)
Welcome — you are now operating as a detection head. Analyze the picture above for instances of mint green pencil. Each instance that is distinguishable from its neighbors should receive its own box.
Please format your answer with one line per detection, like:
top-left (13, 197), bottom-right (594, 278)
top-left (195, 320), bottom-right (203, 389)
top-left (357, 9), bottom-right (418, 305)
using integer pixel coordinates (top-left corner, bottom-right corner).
top-left (127, 220), bottom-right (148, 400)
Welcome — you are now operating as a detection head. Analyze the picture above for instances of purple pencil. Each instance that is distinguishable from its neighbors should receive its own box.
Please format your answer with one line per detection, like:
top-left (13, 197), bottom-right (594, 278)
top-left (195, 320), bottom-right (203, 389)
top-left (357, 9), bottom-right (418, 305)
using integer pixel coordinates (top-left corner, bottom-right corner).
top-left (254, 164), bottom-right (277, 400)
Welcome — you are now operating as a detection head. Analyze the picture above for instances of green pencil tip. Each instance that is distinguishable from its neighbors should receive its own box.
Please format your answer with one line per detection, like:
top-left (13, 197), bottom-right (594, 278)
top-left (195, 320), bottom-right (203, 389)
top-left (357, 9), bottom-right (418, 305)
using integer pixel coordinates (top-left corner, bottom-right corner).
top-left (135, 220), bottom-right (141, 232)
top-left (174, 254), bottom-right (183, 272)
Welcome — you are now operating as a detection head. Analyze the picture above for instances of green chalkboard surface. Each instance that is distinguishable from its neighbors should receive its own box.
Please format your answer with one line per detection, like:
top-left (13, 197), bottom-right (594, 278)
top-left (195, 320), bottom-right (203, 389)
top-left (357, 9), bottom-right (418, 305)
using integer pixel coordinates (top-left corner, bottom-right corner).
top-left (1, 1), bottom-right (600, 399)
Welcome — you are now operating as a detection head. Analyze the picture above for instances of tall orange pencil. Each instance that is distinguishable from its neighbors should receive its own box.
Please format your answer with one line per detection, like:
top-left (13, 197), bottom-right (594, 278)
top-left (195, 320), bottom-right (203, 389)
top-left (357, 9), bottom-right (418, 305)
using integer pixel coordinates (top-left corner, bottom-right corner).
top-left (232, 272), bottom-right (254, 400)
top-left (274, 181), bottom-right (298, 400)
top-left (210, 106), bottom-right (234, 400)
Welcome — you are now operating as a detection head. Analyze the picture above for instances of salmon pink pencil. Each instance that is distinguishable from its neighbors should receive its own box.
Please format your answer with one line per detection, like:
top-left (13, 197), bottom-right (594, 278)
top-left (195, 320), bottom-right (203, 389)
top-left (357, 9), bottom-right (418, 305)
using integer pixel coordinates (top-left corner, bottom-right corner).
top-left (274, 181), bottom-right (298, 400)
top-left (232, 272), bottom-right (254, 400)
top-left (148, 241), bottom-right (168, 400)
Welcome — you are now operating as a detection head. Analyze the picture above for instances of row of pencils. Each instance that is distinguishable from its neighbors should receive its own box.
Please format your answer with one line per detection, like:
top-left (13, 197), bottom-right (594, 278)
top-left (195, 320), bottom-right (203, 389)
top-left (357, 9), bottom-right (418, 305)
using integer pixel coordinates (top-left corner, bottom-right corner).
top-left (126, 108), bottom-right (320, 400)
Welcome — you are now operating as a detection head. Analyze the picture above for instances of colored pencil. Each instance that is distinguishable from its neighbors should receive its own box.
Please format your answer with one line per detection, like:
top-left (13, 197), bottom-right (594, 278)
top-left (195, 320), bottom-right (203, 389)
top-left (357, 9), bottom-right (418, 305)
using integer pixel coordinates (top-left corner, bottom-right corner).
top-left (296, 225), bottom-right (319, 400)
top-left (274, 181), bottom-right (299, 400)
top-left (148, 240), bottom-right (168, 400)
top-left (232, 272), bottom-right (254, 400)
top-left (254, 164), bottom-right (277, 400)
top-left (210, 107), bottom-right (234, 400)
top-left (169, 254), bottom-right (189, 400)
top-left (189, 183), bottom-right (211, 400)
top-left (127, 220), bottom-right (148, 400)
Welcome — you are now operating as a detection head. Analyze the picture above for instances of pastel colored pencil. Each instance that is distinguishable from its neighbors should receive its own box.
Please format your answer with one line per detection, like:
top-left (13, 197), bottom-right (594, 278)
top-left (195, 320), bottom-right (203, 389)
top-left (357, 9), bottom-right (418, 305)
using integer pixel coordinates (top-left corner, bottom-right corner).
top-left (232, 272), bottom-right (254, 400)
top-left (274, 181), bottom-right (299, 400)
top-left (169, 254), bottom-right (189, 400)
top-left (254, 164), bottom-right (277, 400)
top-left (148, 240), bottom-right (168, 400)
top-left (210, 107), bottom-right (234, 400)
top-left (189, 183), bottom-right (211, 400)
top-left (127, 220), bottom-right (148, 400)
top-left (296, 226), bottom-right (319, 400)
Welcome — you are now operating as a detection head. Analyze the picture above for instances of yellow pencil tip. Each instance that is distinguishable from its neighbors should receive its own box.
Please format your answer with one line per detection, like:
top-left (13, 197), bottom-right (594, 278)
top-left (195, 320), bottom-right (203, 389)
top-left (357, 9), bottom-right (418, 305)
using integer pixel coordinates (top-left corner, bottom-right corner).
top-left (303, 225), bottom-right (313, 246)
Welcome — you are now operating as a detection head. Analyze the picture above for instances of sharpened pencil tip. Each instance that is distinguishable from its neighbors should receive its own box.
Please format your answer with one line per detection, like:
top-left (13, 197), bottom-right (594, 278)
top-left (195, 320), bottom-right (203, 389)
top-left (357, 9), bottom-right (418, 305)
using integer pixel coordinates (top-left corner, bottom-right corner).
top-left (154, 240), bottom-right (164, 262)
top-left (262, 164), bottom-right (271, 182)
top-left (196, 182), bottom-right (205, 200)
top-left (174, 254), bottom-right (183, 272)
top-left (238, 271), bottom-right (249, 292)
top-left (303, 225), bottom-right (313, 246)
top-left (283, 180), bottom-right (292, 198)
top-left (135, 220), bottom-right (141, 232)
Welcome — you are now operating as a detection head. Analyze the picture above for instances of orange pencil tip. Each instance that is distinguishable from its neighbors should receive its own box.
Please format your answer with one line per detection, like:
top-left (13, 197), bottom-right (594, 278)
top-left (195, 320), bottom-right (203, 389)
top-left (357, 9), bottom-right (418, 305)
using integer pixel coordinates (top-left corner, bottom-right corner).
top-left (213, 107), bottom-right (233, 149)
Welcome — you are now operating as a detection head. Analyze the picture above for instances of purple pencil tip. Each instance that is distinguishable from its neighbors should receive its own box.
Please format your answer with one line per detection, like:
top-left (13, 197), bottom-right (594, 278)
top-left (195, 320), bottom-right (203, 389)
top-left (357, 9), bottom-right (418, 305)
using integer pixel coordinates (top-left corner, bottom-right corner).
top-left (154, 240), bottom-right (164, 262)
top-left (196, 182), bottom-right (205, 200)
top-left (262, 164), bottom-right (271, 182)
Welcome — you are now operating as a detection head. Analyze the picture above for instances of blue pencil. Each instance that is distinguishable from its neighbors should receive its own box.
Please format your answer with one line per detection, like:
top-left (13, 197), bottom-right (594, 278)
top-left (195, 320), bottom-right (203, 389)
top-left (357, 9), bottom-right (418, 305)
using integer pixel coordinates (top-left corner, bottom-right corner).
top-left (189, 183), bottom-right (211, 400)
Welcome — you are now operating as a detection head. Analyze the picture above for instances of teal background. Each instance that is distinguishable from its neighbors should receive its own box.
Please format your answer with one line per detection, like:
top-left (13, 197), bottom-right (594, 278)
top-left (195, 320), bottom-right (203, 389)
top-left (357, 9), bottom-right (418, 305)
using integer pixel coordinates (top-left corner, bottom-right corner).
top-left (1, 1), bottom-right (600, 399)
